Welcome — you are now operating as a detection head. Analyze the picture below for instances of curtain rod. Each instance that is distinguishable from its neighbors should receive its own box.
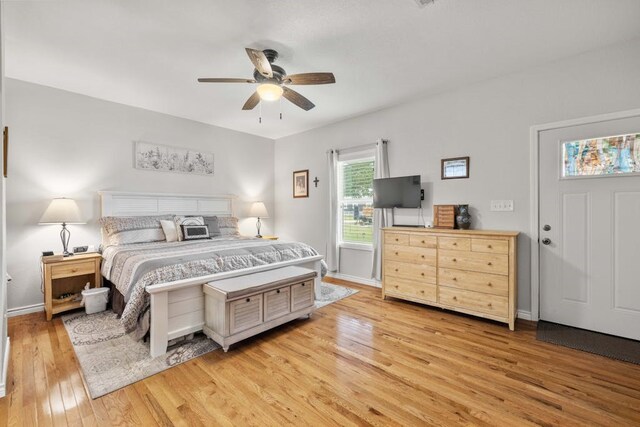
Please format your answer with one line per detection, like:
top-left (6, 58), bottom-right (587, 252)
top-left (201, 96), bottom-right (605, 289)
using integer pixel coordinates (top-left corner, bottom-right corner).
top-left (327, 139), bottom-right (388, 154)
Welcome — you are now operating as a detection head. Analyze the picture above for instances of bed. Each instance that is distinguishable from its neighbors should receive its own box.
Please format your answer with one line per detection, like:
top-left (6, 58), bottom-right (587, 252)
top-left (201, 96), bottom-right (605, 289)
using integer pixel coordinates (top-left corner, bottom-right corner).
top-left (99, 191), bottom-right (324, 357)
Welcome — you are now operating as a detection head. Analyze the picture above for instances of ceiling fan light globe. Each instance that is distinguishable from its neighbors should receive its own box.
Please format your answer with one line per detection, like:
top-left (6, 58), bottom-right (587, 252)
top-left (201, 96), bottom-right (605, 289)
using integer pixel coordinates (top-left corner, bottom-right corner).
top-left (256, 83), bottom-right (283, 101)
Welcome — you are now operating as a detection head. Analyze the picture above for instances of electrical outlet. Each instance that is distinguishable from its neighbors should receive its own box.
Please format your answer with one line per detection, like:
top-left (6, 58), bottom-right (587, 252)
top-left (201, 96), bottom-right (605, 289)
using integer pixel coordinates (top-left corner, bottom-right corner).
top-left (491, 200), bottom-right (514, 212)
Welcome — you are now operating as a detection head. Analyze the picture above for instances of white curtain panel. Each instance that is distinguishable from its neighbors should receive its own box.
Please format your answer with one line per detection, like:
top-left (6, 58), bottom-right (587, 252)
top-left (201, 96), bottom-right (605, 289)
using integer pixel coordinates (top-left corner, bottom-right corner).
top-left (326, 149), bottom-right (339, 272)
top-left (371, 139), bottom-right (392, 280)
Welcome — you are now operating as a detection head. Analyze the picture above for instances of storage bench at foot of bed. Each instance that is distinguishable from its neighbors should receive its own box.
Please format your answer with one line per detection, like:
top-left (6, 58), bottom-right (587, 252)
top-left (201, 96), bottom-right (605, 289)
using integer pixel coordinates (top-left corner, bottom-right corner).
top-left (202, 266), bottom-right (317, 352)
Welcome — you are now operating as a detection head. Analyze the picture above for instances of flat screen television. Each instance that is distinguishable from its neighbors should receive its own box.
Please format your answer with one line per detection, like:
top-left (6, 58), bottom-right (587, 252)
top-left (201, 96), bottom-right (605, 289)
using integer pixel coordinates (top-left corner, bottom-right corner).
top-left (373, 175), bottom-right (421, 208)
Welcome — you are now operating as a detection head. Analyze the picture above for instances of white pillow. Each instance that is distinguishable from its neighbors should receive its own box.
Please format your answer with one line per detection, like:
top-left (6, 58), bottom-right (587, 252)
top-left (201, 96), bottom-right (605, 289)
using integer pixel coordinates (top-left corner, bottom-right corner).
top-left (173, 216), bottom-right (205, 241)
top-left (160, 220), bottom-right (179, 242)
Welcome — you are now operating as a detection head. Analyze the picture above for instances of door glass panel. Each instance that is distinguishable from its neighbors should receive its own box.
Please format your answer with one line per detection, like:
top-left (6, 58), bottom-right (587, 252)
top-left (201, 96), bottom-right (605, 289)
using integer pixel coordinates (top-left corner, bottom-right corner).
top-left (562, 132), bottom-right (640, 177)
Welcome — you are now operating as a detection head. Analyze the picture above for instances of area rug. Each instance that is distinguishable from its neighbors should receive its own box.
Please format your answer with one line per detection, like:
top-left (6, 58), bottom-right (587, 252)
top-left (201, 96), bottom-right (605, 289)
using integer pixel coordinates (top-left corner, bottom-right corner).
top-left (536, 320), bottom-right (640, 365)
top-left (63, 282), bottom-right (358, 398)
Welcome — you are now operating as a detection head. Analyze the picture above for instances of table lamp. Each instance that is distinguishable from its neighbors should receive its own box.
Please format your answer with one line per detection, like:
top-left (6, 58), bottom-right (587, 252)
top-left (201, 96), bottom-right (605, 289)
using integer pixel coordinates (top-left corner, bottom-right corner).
top-left (248, 202), bottom-right (269, 238)
top-left (39, 197), bottom-right (84, 256)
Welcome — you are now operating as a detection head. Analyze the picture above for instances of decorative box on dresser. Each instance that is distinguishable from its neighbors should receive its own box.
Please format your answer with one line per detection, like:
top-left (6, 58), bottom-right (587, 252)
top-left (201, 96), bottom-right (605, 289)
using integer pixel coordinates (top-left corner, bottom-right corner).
top-left (382, 227), bottom-right (519, 330)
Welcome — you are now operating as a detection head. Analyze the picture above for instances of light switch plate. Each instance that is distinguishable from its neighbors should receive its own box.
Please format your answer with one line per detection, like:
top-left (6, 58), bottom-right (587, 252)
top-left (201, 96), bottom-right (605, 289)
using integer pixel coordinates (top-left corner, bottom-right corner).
top-left (491, 200), bottom-right (514, 211)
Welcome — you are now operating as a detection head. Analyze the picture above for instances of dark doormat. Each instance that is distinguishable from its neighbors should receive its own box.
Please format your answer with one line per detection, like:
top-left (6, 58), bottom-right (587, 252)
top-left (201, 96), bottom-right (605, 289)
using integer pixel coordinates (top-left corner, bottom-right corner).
top-left (537, 321), bottom-right (640, 365)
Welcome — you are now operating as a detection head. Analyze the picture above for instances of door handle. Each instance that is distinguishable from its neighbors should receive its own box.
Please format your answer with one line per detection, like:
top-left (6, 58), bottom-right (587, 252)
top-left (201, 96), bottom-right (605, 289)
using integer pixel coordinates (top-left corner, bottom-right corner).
top-left (541, 238), bottom-right (551, 245)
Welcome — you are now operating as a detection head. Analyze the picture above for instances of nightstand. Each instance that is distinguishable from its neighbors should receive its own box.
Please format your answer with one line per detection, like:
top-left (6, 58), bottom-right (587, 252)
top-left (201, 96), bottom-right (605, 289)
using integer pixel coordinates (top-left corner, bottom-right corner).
top-left (260, 235), bottom-right (279, 240)
top-left (42, 253), bottom-right (102, 320)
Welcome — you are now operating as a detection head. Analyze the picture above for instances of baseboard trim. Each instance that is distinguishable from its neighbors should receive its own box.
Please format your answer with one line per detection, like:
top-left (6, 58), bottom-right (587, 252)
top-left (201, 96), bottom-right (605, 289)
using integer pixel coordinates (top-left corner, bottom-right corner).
top-left (327, 272), bottom-right (381, 288)
top-left (0, 337), bottom-right (10, 398)
top-left (517, 310), bottom-right (533, 321)
top-left (7, 302), bottom-right (44, 317)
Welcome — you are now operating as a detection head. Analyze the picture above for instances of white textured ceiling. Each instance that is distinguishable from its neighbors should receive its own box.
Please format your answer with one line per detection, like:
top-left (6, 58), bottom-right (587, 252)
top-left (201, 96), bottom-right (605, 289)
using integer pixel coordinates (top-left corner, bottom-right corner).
top-left (6, 0), bottom-right (640, 139)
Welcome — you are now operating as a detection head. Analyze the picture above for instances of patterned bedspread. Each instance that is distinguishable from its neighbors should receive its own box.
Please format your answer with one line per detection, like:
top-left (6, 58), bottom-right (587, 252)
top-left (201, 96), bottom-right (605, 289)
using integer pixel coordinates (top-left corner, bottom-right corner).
top-left (101, 237), bottom-right (324, 337)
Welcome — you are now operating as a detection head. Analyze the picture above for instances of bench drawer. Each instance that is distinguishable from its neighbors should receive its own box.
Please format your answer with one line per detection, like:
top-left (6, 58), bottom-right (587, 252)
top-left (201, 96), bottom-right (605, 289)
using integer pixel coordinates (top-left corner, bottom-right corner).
top-left (291, 280), bottom-right (314, 311)
top-left (264, 286), bottom-right (291, 322)
top-left (229, 295), bottom-right (263, 334)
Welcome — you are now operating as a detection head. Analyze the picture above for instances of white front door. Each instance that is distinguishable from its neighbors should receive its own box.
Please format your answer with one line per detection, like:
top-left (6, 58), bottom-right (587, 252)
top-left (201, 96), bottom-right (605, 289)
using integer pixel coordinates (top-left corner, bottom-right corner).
top-left (539, 115), bottom-right (640, 340)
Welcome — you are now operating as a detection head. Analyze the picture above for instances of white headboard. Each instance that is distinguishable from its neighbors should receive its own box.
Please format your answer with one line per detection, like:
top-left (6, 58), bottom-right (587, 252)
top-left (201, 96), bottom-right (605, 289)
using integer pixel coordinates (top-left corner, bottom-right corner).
top-left (99, 191), bottom-right (236, 217)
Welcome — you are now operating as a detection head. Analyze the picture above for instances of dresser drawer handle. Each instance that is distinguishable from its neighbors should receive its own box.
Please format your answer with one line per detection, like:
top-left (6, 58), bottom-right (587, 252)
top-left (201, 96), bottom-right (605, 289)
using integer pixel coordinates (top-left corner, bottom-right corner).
top-left (487, 262), bottom-right (493, 266)
top-left (421, 240), bottom-right (425, 244)
top-left (452, 277), bottom-right (457, 281)
top-left (71, 269), bottom-right (78, 273)
top-left (420, 272), bottom-right (425, 276)
top-left (487, 245), bottom-right (492, 249)
top-left (452, 242), bottom-right (457, 246)
top-left (394, 285), bottom-right (399, 289)
top-left (420, 290), bottom-right (425, 294)
top-left (395, 252), bottom-right (399, 255)
top-left (421, 255), bottom-right (425, 259)
top-left (487, 282), bottom-right (492, 287)
top-left (452, 296), bottom-right (457, 301)
top-left (395, 238), bottom-right (399, 242)
top-left (487, 303), bottom-right (492, 307)
top-left (395, 268), bottom-right (399, 272)
top-left (452, 258), bottom-right (457, 262)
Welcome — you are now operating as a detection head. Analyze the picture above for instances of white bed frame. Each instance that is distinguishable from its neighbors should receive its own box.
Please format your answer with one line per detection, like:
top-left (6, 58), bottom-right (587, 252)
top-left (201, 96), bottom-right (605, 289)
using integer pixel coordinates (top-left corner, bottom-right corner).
top-left (99, 191), bottom-right (323, 357)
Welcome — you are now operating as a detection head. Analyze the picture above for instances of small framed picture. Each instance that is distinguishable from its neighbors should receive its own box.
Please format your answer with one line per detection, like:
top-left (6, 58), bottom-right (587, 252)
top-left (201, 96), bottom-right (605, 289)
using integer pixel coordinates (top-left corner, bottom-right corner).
top-left (441, 156), bottom-right (470, 180)
top-left (293, 169), bottom-right (309, 198)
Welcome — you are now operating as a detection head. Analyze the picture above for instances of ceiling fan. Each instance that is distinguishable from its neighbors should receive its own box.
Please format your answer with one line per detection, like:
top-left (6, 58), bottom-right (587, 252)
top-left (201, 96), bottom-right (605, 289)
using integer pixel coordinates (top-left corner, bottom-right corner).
top-left (198, 48), bottom-right (335, 111)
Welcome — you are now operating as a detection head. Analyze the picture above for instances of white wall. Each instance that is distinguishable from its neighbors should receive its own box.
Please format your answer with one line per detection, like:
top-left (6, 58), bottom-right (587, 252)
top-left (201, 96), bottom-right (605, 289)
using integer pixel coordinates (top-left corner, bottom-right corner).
top-left (274, 38), bottom-right (640, 314)
top-left (5, 79), bottom-right (274, 310)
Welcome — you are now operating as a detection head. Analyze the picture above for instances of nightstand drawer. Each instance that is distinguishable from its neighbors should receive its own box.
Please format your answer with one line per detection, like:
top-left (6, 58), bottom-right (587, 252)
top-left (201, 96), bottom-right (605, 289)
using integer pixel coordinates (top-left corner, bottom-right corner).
top-left (51, 261), bottom-right (95, 279)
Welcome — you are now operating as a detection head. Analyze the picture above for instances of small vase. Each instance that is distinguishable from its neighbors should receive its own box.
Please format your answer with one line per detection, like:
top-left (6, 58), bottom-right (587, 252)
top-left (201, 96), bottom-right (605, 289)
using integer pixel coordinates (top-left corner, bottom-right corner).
top-left (456, 205), bottom-right (471, 230)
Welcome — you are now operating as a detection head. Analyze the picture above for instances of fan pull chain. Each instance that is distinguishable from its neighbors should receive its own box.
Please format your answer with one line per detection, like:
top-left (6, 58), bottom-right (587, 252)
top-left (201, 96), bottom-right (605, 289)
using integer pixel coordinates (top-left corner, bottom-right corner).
top-left (259, 101), bottom-right (262, 124)
top-left (279, 97), bottom-right (283, 120)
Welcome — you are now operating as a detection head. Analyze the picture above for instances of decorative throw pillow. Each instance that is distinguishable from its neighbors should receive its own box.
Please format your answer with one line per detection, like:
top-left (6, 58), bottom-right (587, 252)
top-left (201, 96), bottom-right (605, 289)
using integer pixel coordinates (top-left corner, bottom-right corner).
top-left (181, 224), bottom-right (210, 240)
top-left (160, 220), bottom-right (179, 242)
top-left (217, 216), bottom-right (240, 236)
top-left (99, 215), bottom-right (173, 246)
top-left (173, 216), bottom-right (205, 241)
top-left (202, 216), bottom-right (221, 237)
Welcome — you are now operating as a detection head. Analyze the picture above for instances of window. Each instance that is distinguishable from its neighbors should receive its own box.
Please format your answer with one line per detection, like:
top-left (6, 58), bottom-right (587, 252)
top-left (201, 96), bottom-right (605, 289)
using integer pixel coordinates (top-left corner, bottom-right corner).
top-left (338, 155), bottom-right (375, 246)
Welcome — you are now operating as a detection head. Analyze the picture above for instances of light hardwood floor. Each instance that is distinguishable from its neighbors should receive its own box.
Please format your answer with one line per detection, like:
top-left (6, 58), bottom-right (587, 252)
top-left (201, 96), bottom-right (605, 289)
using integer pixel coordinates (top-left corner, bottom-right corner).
top-left (1, 279), bottom-right (640, 426)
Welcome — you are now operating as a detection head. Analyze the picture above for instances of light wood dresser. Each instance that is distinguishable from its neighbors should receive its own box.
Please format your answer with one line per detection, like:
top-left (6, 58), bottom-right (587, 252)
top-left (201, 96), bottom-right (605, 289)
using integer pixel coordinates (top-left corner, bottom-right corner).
top-left (382, 227), bottom-right (519, 330)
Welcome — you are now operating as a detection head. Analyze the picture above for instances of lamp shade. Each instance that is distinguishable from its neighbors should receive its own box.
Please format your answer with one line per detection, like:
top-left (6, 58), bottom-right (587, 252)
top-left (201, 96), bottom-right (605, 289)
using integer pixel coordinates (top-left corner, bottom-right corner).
top-left (256, 83), bottom-right (283, 101)
top-left (248, 202), bottom-right (269, 218)
top-left (39, 198), bottom-right (84, 224)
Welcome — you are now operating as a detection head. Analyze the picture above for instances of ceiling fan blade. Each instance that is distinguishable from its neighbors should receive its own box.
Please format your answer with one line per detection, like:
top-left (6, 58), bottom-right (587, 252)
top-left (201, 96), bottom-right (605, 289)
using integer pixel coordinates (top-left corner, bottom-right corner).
top-left (282, 87), bottom-right (315, 111)
top-left (198, 78), bottom-right (256, 83)
top-left (284, 72), bottom-right (335, 85)
top-left (245, 48), bottom-right (273, 78)
top-left (242, 92), bottom-right (261, 110)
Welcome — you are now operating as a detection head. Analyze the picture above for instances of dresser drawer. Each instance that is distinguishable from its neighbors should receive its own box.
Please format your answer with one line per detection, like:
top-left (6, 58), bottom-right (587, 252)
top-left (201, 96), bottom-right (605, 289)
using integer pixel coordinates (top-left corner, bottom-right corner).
top-left (385, 232), bottom-right (409, 246)
top-left (409, 234), bottom-right (437, 248)
top-left (385, 261), bottom-right (436, 284)
top-left (384, 244), bottom-right (436, 265)
top-left (438, 237), bottom-right (471, 251)
top-left (438, 286), bottom-right (508, 318)
top-left (438, 268), bottom-right (509, 296)
top-left (438, 250), bottom-right (509, 275)
top-left (385, 276), bottom-right (436, 303)
top-left (229, 295), bottom-right (263, 334)
top-left (51, 261), bottom-right (95, 279)
top-left (471, 238), bottom-right (509, 255)
top-left (264, 286), bottom-right (291, 322)
top-left (291, 280), bottom-right (314, 311)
